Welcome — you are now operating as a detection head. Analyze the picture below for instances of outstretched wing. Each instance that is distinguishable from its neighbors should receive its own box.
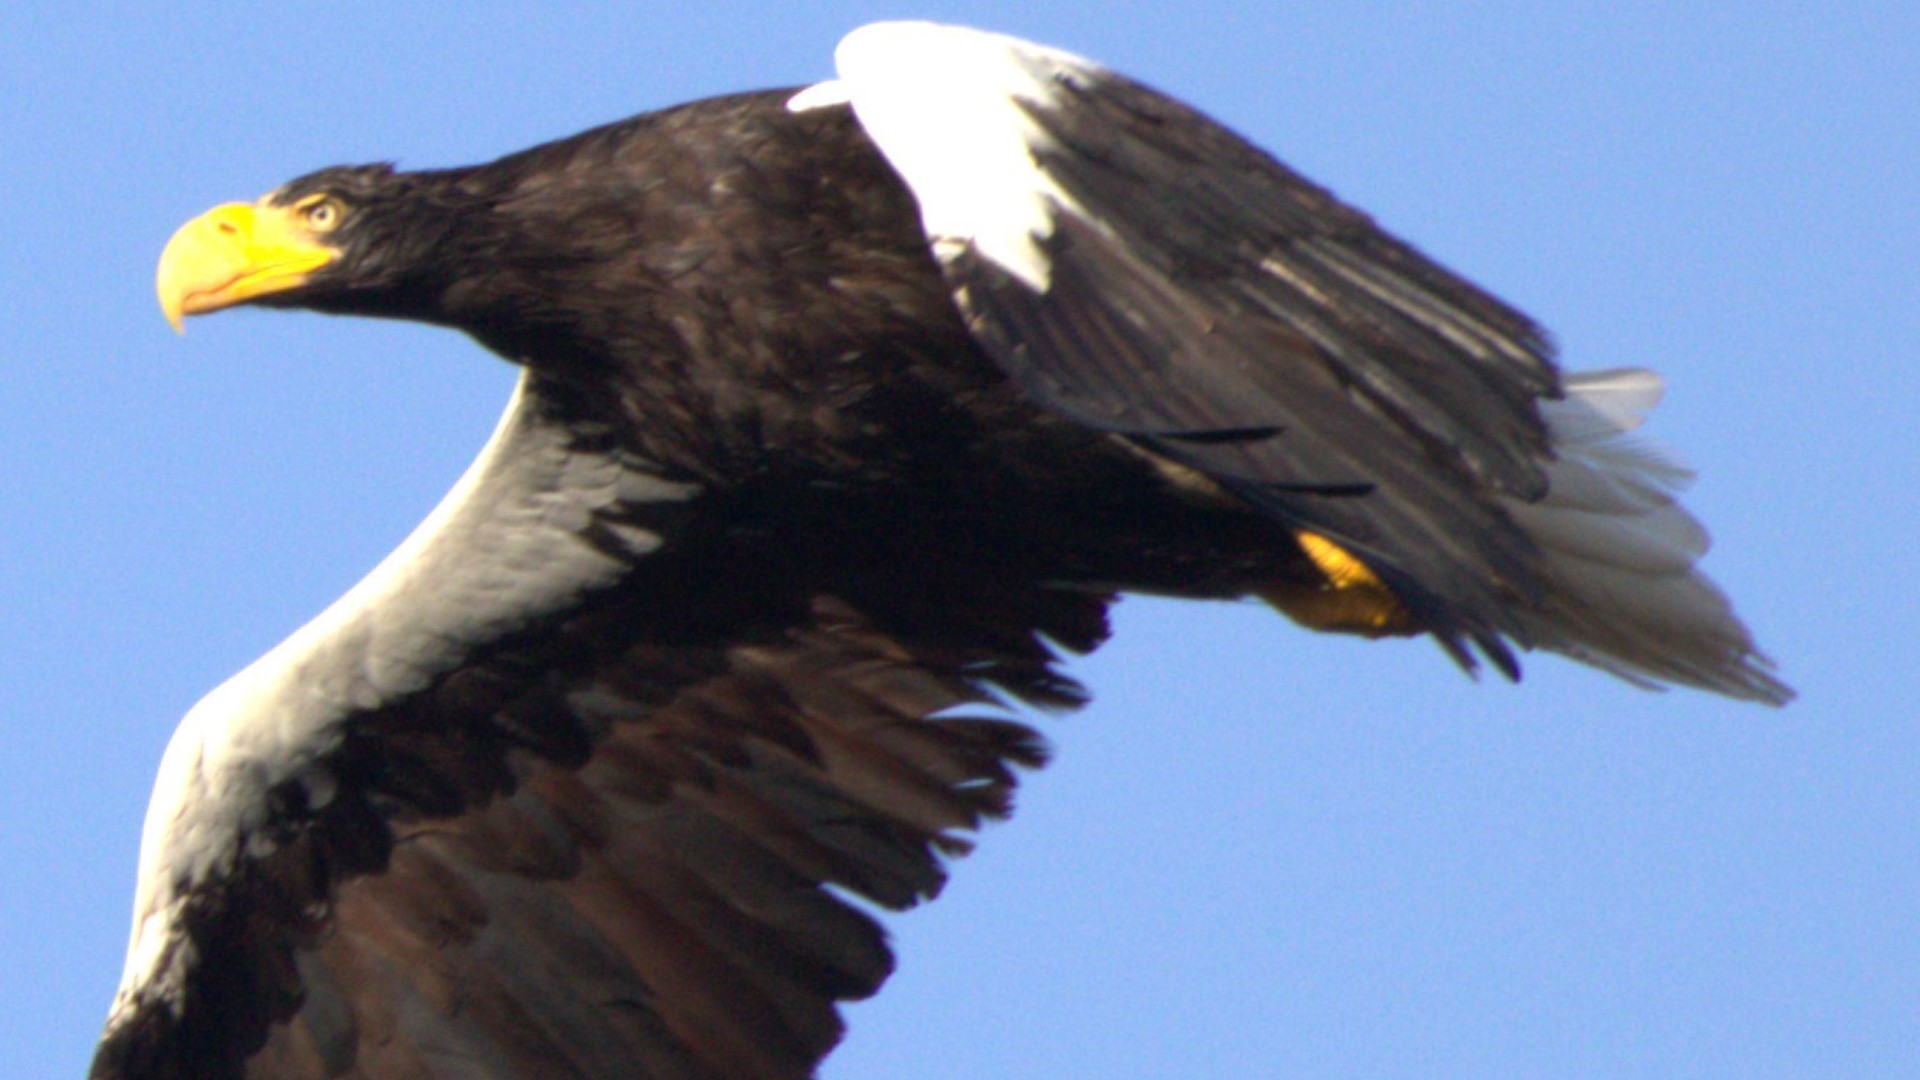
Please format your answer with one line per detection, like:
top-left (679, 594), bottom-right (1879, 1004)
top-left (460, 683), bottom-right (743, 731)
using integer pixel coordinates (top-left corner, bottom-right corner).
top-left (826, 23), bottom-right (1559, 668)
top-left (827, 23), bottom-right (1788, 700)
top-left (93, 371), bottom-right (1109, 1080)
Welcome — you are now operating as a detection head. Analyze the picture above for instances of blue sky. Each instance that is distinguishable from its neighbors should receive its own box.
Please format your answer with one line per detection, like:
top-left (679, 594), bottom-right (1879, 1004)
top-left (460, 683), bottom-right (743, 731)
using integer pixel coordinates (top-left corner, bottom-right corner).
top-left (4, 3), bottom-right (1916, 1077)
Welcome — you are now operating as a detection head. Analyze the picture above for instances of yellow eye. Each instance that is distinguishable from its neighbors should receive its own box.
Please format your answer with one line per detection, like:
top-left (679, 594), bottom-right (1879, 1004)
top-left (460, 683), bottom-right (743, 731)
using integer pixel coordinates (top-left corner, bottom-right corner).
top-left (303, 198), bottom-right (343, 232)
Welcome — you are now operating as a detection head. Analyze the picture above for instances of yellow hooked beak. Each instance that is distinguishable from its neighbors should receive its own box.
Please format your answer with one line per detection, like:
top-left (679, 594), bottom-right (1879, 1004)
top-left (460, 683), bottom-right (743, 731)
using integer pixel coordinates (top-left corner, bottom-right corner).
top-left (156, 198), bottom-right (339, 332)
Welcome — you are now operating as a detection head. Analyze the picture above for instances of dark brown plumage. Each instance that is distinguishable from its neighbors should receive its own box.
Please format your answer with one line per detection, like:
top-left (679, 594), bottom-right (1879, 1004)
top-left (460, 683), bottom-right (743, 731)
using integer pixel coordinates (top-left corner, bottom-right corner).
top-left (107, 22), bottom-right (1785, 1080)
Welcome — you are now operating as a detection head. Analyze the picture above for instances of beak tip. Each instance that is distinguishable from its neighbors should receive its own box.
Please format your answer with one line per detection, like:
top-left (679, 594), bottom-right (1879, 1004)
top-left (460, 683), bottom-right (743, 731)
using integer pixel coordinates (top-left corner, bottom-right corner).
top-left (158, 246), bottom-right (186, 333)
top-left (153, 199), bottom-right (332, 329)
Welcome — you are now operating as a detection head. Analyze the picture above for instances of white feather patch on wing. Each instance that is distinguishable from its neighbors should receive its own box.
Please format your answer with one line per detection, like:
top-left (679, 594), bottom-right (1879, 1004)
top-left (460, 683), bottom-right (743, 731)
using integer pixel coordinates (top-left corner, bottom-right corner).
top-left (786, 79), bottom-right (851, 112)
top-left (1502, 368), bottom-right (1786, 700)
top-left (830, 21), bottom-right (1104, 292)
top-left (110, 374), bottom-right (700, 1023)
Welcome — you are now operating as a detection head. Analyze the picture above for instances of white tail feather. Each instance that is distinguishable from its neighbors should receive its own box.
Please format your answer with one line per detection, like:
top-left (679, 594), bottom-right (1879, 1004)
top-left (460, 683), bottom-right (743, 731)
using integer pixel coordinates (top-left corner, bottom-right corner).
top-left (1503, 369), bottom-right (1791, 702)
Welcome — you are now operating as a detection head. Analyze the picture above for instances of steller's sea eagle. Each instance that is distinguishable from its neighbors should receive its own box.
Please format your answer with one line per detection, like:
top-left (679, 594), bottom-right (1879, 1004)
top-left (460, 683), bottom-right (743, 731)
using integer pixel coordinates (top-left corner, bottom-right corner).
top-left (98, 21), bottom-right (1790, 1080)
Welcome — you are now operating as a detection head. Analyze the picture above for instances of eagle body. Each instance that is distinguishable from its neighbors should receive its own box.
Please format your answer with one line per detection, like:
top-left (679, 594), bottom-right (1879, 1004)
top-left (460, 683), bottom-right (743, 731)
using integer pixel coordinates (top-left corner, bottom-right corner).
top-left (281, 89), bottom-right (1296, 599)
top-left (104, 22), bottom-right (1787, 1080)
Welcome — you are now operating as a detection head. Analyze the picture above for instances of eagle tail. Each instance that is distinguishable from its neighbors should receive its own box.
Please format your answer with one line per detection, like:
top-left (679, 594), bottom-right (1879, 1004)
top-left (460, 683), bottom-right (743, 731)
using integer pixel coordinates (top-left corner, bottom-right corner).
top-left (1500, 368), bottom-right (1791, 702)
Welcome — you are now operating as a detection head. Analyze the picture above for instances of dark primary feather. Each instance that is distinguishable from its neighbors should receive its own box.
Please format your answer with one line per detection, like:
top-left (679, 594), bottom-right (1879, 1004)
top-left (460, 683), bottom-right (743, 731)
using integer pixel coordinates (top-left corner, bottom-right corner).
top-left (934, 65), bottom-right (1569, 669)
top-left (92, 370), bottom-right (1119, 1080)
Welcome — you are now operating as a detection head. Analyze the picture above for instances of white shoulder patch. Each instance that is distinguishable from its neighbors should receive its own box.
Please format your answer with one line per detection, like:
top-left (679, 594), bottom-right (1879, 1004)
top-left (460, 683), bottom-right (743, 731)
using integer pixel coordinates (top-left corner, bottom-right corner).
top-left (786, 79), bottom-right (851, 112)
top-left (109, 375), bottom-right (701, 1017)
top-left (831, 21), bottom-right (1102, 292)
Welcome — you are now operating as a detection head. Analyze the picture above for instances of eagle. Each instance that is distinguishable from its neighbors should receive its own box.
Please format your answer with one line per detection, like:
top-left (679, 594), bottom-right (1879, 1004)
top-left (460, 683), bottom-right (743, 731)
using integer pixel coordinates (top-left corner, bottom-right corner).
top-left (99, 21), bottom-right (1789, 1080)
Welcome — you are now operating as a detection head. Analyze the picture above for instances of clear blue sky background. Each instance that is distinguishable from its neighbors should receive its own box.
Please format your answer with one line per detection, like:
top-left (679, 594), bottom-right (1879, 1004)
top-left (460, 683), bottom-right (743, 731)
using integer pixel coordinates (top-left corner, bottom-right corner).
top-left (3, 3), bottom-right (1915, 1077)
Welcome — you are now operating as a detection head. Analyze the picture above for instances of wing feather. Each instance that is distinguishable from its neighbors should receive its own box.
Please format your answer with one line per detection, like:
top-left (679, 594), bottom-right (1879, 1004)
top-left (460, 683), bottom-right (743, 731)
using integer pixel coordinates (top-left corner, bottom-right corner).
top-left (833, 22), bottom-right (1559, 664)
top-left (834, 22), bottom-right (1787, 698)
top-left (92, 371), bottom-right (1111, 1080)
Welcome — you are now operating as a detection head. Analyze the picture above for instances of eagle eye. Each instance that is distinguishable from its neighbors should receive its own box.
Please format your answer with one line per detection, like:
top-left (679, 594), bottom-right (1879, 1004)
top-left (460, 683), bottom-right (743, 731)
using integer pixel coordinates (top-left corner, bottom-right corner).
top-left (301, 196), bottom-right (345, 232)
